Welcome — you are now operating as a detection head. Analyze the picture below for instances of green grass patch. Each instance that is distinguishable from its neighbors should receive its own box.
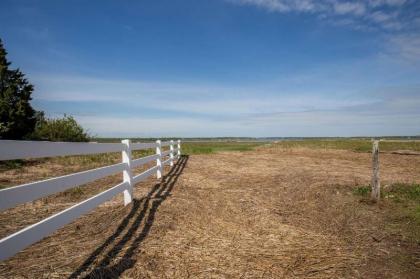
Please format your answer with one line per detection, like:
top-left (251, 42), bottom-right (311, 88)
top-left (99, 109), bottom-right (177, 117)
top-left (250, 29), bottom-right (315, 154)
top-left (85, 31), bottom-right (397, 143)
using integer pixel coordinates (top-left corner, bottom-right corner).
top-left (353, 183), bottom-right (420, 242)
top-left (0, 159), bottom-right (26, 171)
top-left (386, 183), bottom-right (420, 201)
top-left (274, 139), bottom-right (420, 152)
top-left (353, 183), bottom-right (420, 201)
top-left (93, 138), bottom-right (265, 155)
top-left (353, 185), bottom-right (371, 196)
top-left (181, 141), bottom-right (264, 155)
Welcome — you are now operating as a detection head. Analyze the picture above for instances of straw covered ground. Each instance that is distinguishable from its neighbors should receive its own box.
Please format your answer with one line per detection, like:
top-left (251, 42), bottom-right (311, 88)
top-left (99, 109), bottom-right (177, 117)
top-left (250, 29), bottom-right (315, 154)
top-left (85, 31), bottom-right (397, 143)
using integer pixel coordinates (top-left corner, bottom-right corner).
top-left (0, 143), bottom-right (419, 278)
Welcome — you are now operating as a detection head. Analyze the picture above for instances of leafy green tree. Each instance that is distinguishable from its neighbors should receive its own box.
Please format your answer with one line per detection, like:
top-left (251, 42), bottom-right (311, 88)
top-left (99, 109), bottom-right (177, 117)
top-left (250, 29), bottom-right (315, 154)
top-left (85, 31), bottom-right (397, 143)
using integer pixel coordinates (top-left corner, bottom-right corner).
top-left (31, 114), bottom-right (90, 142)
top-left (0, 38), bottom-right (36, 139)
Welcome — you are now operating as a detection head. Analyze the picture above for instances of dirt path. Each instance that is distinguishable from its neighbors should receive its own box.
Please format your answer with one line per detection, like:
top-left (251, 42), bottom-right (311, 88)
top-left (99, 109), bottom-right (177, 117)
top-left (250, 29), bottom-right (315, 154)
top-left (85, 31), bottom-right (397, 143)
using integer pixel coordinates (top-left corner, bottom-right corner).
top-left (1, 147), bottom-right (419, 278)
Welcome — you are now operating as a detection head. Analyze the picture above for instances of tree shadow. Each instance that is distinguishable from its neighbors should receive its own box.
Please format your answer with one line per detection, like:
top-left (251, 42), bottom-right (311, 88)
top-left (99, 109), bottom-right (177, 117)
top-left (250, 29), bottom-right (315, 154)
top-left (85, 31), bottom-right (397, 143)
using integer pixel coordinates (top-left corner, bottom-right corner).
top-left (69, 155), bottom-right (189, 279)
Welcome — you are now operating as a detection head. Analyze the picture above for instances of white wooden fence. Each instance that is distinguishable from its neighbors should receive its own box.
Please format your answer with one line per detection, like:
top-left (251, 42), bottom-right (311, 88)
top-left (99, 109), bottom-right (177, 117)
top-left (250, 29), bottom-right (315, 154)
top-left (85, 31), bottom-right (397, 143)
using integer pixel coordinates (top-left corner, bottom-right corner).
top-left (0, 139), bottom-right (181, 261)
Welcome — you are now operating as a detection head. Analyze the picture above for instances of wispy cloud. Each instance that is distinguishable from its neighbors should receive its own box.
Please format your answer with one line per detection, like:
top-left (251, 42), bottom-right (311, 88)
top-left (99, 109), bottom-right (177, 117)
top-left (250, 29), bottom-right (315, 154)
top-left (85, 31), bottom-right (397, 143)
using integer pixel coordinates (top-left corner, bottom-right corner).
top-left (333, 1), bottom-right (366, 16)
top-left (75, 98), bottom-right (420, 137)
top-left (228, 0), bottom-right (328, 13)
top-left (227, 0), bottom-right (412, 31)
top-left (31, 72), bottom-right (420, 137)
top-left (386, 33), bottom-right (420, 62)
top-left (32, 73), bottom-right (382, 115)
top-left (368, 0), bottom-right (406, 7)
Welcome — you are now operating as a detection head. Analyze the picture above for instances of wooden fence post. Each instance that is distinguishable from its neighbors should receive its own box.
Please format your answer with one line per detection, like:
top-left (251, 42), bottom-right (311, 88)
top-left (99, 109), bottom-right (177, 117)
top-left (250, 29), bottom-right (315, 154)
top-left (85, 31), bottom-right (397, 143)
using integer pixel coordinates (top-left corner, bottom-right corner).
top-left (170, 140), bottom-right (174, 167)
top-left (121, 139), bottom-right (133, 206)
top-left (156, 140), bottom-right (162, 179)
top-left (371, 140), bottom-right (380, 202)
top-left (177, 140), bottom-right (181, 159)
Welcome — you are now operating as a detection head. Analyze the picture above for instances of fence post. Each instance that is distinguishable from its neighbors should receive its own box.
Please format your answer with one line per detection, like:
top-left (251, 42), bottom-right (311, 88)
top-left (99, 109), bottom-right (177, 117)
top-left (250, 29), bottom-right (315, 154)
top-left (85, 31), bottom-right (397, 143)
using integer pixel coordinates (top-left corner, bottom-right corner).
top-left (156, 140), bottom-right (162, 179)
top-left (177, 140), bottom-right (181, 159)
top-left (121, 139), bottom-right (133, 206)
top-left (371, 140), bottom-right (380, 202)
top-left (170, 140), bottom-right (174, 167)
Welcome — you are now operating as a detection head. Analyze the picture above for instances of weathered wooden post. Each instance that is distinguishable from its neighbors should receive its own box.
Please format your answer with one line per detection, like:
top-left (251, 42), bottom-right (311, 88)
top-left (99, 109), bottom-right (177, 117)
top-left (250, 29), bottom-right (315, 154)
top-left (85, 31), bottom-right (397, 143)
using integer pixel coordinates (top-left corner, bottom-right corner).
top-left (156, 140), bottom-right (162, 179)
top-left (371, 140), bottom-right (380, 202)
top-left (121, 139), bottom-right (133, 206)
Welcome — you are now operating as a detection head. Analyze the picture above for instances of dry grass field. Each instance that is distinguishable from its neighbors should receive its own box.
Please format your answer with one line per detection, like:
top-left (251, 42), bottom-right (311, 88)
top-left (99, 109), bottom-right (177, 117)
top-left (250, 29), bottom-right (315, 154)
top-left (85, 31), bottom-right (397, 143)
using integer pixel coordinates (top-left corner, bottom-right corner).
top-left (0, 141), bottom-right (419, 278)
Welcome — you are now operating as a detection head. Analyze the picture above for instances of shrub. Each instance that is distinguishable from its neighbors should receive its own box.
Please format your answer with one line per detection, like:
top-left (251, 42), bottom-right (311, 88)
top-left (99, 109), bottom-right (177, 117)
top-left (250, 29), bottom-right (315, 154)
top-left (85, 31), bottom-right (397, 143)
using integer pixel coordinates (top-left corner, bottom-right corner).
top-left (31, 114), bottom-right (90, 142)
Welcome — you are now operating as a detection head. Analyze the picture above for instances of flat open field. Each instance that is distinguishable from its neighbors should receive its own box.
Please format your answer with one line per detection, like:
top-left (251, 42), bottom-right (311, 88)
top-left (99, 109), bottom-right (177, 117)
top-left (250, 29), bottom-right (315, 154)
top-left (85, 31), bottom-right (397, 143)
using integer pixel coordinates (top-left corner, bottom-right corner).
top-left (0, 141), bottom-right (419, 278)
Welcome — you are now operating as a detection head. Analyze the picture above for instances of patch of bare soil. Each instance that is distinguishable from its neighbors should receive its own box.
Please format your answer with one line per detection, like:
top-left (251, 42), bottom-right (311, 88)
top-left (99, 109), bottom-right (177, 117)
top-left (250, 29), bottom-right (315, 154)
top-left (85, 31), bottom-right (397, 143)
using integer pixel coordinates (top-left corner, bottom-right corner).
top-left (1, 147), bottom-right (420, 278)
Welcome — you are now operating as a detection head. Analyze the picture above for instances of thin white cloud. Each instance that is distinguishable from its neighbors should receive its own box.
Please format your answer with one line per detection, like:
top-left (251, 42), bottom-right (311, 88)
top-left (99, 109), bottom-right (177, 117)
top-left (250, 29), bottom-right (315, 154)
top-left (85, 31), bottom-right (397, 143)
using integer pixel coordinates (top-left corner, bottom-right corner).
top-left (75, 101), bottom-right (420, 137)
top-left (32, 71), bottom-right (420, 137)
top-left (32, 74), bottom-right (381, 116)
top-left (332, 1), bottom-right (366, 16)
top-left (229, 0), bottom-right (325, 13)
top-left (368, 0), bottom-right (406, 7)
top-left (369, 11), bottom-right (396, 23)
top-left (387, 33), bottom-right (420, 62)
top-left (227, 0), bottom-right (411, 30)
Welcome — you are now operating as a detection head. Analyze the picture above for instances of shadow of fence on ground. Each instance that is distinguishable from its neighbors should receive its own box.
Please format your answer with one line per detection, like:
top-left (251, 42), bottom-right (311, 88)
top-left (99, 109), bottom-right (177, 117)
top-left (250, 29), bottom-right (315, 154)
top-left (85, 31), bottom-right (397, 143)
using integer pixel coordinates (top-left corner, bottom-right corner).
top-left (69, 155), bottom-right (189, 279)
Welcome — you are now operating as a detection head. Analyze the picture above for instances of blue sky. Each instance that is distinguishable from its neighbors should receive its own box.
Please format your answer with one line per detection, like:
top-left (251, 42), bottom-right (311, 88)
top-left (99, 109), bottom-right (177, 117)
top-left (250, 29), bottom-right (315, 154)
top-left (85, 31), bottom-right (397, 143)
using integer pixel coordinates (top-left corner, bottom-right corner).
top-left (1, 0), bottom-right (419, 137)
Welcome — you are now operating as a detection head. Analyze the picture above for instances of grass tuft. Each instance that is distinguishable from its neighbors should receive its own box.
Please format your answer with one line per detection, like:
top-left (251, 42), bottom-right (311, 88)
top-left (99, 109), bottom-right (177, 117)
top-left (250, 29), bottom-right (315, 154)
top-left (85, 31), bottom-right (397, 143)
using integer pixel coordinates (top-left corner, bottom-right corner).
top-left (0, 160), bottom-right (25, 171)
top-left (386, 183), bottom-right (420, 201)
top-left (353, 185), bottom-right (371, 196)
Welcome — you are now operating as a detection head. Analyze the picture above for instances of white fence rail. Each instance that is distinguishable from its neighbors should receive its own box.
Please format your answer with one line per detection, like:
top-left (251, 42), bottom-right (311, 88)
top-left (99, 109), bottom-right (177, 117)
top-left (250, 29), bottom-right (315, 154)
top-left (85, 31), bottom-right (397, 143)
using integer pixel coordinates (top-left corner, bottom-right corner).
top-left (0, 139), bottom-right (181, 261)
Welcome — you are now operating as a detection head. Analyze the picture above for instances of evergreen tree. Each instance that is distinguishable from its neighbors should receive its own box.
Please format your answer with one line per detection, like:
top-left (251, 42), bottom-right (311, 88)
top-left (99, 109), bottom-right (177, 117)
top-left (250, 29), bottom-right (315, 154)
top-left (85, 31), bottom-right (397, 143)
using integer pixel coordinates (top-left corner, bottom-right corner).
top-left (0, 38), bottom-right (36, 139)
